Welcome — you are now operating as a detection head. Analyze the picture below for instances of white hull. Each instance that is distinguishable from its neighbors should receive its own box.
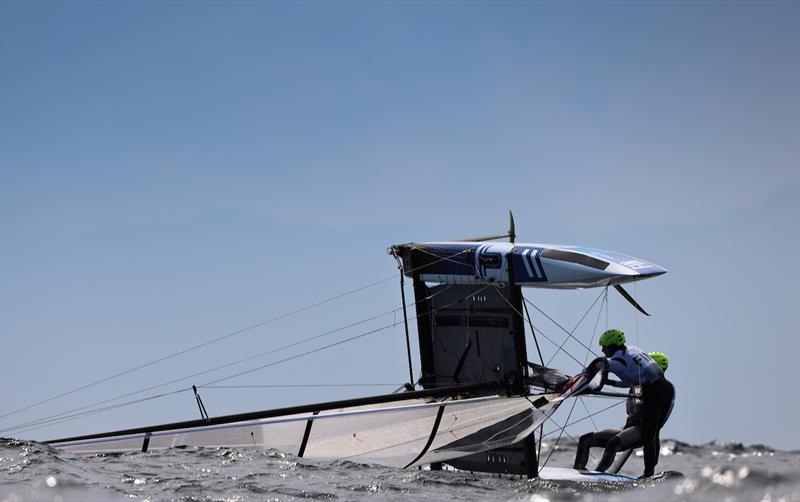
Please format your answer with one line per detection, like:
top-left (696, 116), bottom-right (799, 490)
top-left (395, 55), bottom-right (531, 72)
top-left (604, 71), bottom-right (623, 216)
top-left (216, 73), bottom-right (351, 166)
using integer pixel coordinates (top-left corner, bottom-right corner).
top-left (538, 467), bottom-right (636, 482)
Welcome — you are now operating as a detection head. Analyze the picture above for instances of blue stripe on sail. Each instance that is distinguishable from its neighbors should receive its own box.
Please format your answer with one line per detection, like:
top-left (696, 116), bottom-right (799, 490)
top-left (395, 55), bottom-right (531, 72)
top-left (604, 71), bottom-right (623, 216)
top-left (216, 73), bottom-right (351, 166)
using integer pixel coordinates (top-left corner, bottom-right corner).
top-left (511, 247), bottom-right (547, 284)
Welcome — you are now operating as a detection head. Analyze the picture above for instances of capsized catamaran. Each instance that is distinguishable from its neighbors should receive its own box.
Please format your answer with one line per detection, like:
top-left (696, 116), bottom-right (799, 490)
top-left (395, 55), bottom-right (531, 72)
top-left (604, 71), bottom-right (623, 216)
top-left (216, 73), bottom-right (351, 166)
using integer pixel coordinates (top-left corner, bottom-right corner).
top-left (42, 216), bottom-right (666, 480)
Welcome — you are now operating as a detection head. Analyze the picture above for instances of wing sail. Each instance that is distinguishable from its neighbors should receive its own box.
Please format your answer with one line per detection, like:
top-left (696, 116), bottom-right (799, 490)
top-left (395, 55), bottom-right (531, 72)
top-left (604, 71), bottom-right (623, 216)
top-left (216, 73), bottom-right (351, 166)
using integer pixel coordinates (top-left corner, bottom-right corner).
top-left (390, 242), bottom-right (666, 289)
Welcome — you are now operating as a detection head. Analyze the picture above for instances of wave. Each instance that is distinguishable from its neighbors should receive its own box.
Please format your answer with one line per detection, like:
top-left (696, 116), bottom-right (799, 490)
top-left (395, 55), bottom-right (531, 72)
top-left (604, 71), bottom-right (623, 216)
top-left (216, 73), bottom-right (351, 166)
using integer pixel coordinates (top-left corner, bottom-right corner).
top-left (1, 437), bottom-right (798, 502)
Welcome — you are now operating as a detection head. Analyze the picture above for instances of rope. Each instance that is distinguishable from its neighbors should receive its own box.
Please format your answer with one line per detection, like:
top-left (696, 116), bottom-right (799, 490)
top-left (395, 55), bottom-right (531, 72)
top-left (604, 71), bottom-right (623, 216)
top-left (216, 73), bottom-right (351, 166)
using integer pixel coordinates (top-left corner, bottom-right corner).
top-left (521, 295), bottom-right (544, 366)
top-left (535, 398), bottom-right (625, 466)
top-left (582, 292), bottom-right (607, 433)
top-left (521, 294), bottom-right (546, 464)
top-left (534, 290), bottom-right (604, 367)
top-left (198, 284), bottom-right (494, 388)
top-left (574, 287), bottom-right (608, 433)
top-left (5, 389), bottom-right (189, 436)
top-left (583, 287), bottom-right (608, 366)
top-left (540, 396), bottom-right (579, 469)
top-left (488, 287), bottom-right (586, 367)
top-left (410, 245), bottom-right (473, 267)
top-left (540, 413), bottom-right (593, 457)
top-left (0, 275), bottom-right (398, 421)
top-left (202, 384), bottom-right (400, 389)
top-left (635, 279), bottom-right (642, 389)
top-left (4, 283), bottom-right (488, 436)
top-left (540, 400), bottom-right (625, 438)
top-left (1, 308), bottom-right (405, 435)
top-left (198, 325), bottom-right (399, 387)
top-left (4, 325), bottom-right (400, 436)
top-left (3, 247), bottom-right (474, 421)
top-left (579, 396), bottom-right (599, 433)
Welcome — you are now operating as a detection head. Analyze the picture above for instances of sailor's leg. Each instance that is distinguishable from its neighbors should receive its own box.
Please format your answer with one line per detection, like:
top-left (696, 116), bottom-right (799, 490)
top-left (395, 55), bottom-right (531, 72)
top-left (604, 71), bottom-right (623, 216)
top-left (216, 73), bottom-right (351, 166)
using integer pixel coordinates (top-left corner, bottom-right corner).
top-left (574, 433), bottom-right (594, 470)
top-left (595, 435), bottom-right (621, 472)
top-left (574, 430), bottom-right (616, 470)
top-left (609, 449), bottom-right (634, 474)
top-left (615, 425), bottom-right (642, 451)
top-left (596, 426), bottom-right (641, 472)
top-left (641, 379), bottom-right (671, 476)
top-left (574, 429), bottom-right (617, 470)
top-left (652, 381), bottom-right (675, 466)
top-left (641, 392), bottom-right (659, 475)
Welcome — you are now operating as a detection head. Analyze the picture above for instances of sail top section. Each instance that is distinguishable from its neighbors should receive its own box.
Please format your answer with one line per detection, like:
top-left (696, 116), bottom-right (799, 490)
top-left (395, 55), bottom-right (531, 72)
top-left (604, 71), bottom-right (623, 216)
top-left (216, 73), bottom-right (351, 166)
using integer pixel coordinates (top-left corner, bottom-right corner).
top-left (389, 242), bottom-right (666, 289)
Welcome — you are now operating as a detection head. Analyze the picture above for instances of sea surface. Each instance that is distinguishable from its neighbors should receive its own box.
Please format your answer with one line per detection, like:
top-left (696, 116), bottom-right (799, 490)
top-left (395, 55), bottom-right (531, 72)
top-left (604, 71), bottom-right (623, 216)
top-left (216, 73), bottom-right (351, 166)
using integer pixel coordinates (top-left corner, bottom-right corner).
top-left (1, 438), bottom-right (798, 502)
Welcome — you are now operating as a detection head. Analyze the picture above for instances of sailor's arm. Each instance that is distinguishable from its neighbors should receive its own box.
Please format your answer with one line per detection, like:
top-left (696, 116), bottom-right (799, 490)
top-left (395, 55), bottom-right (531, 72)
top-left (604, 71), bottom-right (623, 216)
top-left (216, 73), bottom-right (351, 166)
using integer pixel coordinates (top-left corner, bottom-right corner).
top-left (605, 356), bottom-right (633, 387)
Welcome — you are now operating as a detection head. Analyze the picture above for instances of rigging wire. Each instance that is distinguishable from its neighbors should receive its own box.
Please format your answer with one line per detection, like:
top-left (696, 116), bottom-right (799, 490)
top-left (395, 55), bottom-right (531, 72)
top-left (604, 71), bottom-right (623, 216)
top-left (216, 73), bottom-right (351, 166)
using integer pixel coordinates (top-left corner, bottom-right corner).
top-left (201, 384), bottom-right (400, 389)
top-left (538, 392), bottom-right (631, 465)
top-left (197, 283), bottom-right (494, 389)
top-left (540, 400), bottom-right (625, 439)
top-left (5, 283), bottom-right (490, 436)
top-left (575, 286), bottom-right (609, 433)
top-left (583, 287), bottom-right (608, 366)
top-left (1, 307), bottom-right (408, 434)
top-left (411, 245), bottom-right (472, 267)
top-left (634, 279), bottom-right (642, 389)
top-left (5, 325), bottom-right (401, 436)
top-left (15, 283), bottom-right (448, 433)
top-left (521, 295), bottom-right (544, 366)
top-left (7, 390), bottom-right (189, 437)
top-left (538, 290), bottom-right (605, 367)
top-left (579, 397), bottom-right (599, 433)
top-left (198, 324), bottom-right (400, 388)
top-left (517, 397), bottom-right (626, 464)
top-left (540, 396), bottom-right (580, 469)
top-left (520, 293), bottom-right (546, 464)
top-left (488, 287), bottom-right (587, 368)
top-left (0, 276), bottom-right (396, 421)
top-left (2, 248), bottom-right (473, 421)
top-left (540, 413), bottom-right (594, 459)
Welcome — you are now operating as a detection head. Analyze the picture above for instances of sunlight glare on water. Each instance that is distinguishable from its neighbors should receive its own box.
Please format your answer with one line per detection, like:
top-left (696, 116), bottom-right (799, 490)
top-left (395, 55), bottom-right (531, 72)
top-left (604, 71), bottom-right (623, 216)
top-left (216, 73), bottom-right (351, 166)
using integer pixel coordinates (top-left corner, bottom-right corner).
top-left (0, 439), bottom-right (797, 501)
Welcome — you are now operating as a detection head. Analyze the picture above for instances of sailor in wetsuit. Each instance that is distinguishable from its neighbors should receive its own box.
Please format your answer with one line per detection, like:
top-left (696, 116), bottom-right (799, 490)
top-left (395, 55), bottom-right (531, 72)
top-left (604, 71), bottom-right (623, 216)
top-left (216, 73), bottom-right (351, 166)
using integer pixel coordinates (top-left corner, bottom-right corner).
top-left (597, 329), bottom-right (675, 478)
top-left (573, 351), bottom-right (672, 473)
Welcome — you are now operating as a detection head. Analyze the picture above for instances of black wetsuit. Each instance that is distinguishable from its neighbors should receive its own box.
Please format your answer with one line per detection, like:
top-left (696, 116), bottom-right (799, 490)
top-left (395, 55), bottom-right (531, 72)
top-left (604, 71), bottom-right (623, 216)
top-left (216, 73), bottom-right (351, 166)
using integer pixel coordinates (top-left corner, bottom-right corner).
top-left (640, 376), bottom-right (675, 476)
top-left (574, 390), bottom-right (642, 472)
top-left (574, 420), bottom-right (642, 471)
top-left (606, 346), bottom-right (675, 477)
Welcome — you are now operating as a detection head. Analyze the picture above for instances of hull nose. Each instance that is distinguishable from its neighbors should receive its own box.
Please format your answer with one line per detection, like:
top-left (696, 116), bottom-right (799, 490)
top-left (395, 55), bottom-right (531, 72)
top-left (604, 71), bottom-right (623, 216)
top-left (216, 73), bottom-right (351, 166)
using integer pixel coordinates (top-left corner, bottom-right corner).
top-left (637, 266), bottom-right (667, 279)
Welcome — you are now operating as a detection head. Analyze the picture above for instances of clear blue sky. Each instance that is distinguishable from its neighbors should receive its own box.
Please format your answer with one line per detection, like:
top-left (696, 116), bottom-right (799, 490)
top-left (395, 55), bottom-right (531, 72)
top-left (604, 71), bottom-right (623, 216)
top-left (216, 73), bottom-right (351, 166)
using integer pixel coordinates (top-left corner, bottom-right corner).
top-left (1, 1), bottom-right (798, 450)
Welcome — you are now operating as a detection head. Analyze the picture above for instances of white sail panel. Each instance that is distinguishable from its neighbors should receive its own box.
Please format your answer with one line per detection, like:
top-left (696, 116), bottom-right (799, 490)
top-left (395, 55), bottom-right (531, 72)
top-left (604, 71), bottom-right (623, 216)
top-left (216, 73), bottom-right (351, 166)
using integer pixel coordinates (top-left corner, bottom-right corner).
top-left (418, 395), bottom-right (559, 468)
top-left (52, 394), bottom-right (561, 470)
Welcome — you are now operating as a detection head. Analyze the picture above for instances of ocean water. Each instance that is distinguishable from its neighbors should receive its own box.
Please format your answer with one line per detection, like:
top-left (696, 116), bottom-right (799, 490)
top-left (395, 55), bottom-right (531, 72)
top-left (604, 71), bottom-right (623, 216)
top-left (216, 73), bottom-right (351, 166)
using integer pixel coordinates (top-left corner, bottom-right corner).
top-left (1, 438), bottom-right (798, 502)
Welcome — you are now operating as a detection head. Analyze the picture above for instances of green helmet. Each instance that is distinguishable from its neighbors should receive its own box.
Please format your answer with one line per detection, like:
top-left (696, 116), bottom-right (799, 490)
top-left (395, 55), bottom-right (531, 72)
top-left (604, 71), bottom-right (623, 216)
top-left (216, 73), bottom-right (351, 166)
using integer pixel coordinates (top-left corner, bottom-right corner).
top-left (599, 329), bottom-right (626, 347)
top-left (648, 351), bottom-right (669, 371)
